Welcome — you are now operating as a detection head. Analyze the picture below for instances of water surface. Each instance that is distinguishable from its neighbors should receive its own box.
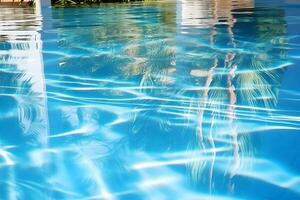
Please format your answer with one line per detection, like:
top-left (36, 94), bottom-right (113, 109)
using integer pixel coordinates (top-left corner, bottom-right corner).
top-left (1, 1), bottom-right (300, 199)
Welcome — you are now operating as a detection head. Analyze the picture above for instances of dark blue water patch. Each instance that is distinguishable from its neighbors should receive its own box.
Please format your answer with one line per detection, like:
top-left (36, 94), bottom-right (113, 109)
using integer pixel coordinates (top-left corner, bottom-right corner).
top-left (235, 174), bottom-right (300, 200)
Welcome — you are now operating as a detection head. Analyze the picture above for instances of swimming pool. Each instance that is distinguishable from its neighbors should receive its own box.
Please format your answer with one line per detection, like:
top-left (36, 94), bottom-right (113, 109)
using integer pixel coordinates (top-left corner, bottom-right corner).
top-left (0, 0), bottom-right (300, 199)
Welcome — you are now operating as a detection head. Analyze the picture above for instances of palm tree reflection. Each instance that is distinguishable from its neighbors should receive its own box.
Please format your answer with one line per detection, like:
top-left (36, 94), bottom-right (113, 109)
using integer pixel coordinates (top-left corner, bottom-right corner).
top-left (179, 0), bottom-right (288, 192)
top-left (46, 0), bottom-right (288, 196)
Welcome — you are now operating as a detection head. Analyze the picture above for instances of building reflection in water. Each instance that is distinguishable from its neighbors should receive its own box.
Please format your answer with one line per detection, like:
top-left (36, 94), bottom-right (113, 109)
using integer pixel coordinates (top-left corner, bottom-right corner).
top-left (0, 7), bottom-right (49, 199)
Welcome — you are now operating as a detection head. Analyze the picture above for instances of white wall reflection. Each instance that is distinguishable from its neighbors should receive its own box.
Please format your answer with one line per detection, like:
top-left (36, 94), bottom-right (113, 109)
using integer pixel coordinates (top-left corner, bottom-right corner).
top-left (179, 0), bottom-right (254, 28)
top-left (0, 8), bottom-right (48, 145)
top-left (0, 7), bottom-right (49, 199)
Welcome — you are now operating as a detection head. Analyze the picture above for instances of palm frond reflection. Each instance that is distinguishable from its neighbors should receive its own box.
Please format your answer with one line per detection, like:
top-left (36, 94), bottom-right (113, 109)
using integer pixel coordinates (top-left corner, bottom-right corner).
top-left (179, 0), bottom-right (288, 192)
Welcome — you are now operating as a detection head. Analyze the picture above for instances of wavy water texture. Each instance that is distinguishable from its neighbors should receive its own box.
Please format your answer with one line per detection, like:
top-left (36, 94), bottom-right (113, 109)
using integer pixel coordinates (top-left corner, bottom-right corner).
top-left (1, 1), bottom-right (300, 200)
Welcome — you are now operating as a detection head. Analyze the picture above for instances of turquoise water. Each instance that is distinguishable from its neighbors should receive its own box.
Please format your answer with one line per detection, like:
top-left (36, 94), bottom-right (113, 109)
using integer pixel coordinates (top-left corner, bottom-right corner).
top-left (1, 0), bottom-right (300, 199)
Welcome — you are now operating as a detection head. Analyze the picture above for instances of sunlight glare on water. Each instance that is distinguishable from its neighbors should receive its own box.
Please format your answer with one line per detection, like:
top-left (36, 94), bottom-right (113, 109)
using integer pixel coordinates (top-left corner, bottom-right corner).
top-left (1, 0), bottom-right (300, 199)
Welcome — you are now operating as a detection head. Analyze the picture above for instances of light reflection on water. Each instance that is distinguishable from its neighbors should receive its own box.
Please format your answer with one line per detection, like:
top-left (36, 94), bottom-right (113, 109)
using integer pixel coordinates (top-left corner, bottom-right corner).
top-left (1, 0), bottom-right (300, 199)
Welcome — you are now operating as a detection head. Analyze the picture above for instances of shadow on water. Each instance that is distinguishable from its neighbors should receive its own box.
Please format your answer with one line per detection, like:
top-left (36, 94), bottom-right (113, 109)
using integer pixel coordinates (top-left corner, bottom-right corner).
top-left (1, 0), bottom-right (300, 199)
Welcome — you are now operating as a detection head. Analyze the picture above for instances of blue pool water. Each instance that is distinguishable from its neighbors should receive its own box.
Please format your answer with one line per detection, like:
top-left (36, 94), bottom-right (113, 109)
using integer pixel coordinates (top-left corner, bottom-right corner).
top-left (1, 0), bottom-right (300, 199)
